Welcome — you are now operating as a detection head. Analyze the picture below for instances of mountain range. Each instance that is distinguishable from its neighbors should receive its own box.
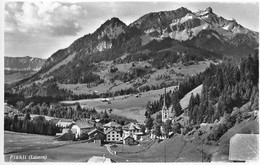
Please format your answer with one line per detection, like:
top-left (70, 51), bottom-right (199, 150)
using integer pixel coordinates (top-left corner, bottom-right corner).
top-left (14, 7), bottom-right (258, 97)
top-left (5, 56), bottom-right (46, 71)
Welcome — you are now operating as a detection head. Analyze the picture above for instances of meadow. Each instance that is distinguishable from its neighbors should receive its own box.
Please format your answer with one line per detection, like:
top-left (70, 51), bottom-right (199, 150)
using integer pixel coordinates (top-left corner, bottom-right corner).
top-left (60, 85), bottom-right (178, 123)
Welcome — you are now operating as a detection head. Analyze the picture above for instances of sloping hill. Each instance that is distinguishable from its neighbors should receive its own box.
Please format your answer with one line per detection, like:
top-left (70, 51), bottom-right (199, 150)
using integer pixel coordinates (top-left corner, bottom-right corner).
top-left (180, 84), bottom-right (203, 110)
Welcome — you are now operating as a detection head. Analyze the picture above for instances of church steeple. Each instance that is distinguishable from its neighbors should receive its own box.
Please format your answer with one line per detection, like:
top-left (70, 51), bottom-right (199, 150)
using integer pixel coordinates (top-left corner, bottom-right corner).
top-left (163, 87), bottom-right (166, 108)
top-left (162, 87), bottom-right (169, 122)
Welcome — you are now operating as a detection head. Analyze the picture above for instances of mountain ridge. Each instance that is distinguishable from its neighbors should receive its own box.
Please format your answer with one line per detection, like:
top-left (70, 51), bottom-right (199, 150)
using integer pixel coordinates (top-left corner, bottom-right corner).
top-left (5, 56), bottom-right (46, 71)
top-left (14, 6), bottom-right (258, 97)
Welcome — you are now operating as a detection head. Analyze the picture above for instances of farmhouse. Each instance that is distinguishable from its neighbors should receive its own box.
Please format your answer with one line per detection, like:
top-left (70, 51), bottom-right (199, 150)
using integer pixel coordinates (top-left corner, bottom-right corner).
top-left (122, 122), bottom-right (142, 140)
top-left (104, 128), bottom-right (122, 142)
top-left (70, 120), bottom-right (94, 139)
top-left (88, 128), bottom-right (106, 144)
top-left (123, 135), bottom-right (137, 145)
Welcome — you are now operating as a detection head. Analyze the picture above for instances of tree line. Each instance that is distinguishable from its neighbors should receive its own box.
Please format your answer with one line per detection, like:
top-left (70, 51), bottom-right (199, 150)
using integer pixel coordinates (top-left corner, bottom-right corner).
top-left (4, 114), bottom-right (59, 136)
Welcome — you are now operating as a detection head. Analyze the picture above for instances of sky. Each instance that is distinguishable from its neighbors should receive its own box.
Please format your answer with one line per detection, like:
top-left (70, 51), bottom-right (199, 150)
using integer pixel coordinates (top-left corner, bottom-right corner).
top-left (3, 0), bottom-right (259, 59)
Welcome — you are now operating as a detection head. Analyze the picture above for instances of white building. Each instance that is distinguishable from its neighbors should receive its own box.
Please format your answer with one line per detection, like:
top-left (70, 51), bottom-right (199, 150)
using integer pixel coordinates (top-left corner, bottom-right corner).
top-left (104, 128), bottom-right (122, 142)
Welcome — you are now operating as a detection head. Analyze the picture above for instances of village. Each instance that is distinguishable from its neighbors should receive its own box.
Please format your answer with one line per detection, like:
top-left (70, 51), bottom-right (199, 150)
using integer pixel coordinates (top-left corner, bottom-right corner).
top-left (4, 83), bottom-right (259, 163)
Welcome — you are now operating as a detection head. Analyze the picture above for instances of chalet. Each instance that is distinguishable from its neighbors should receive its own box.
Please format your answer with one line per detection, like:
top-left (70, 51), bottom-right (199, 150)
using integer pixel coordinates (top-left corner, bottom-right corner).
top-left (123, 135), bottom-right (137, 145)
top-left (88, 128), bottom-right (106, 144)
top-left (104, 128), bottom-right (122, 142)
top-left (70, 120), bottom-right (94, 139)
top-left (122, 122), bottom-right (141, 140)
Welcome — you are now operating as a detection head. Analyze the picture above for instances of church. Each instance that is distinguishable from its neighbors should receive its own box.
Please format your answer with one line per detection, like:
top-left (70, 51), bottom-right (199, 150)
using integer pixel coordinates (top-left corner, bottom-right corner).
top-left (161, 88), bottom-right (176, 123)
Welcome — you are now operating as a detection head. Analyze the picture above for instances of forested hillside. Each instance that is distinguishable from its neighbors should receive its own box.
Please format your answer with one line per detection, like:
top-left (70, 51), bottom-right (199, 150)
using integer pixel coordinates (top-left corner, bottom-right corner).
top-left (145, 49), bottom-right (258, 127)
top-left (187, 49), bottom-right (258, 125)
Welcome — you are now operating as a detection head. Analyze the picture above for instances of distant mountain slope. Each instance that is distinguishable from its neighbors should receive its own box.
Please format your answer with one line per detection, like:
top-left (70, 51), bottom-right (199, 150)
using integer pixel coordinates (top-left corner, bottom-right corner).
top-left (5, 56), bottom-right (46, 71)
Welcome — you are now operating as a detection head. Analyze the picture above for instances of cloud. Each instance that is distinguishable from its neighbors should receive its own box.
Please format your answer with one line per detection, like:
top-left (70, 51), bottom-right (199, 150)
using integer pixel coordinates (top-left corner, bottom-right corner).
top-left (5, 2), bottom-right (87, 36)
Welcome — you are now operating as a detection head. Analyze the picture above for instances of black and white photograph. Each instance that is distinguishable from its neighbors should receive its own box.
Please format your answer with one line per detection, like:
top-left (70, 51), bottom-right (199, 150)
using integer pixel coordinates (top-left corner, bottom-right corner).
top-left (2, 0), bottom-right (259, 163)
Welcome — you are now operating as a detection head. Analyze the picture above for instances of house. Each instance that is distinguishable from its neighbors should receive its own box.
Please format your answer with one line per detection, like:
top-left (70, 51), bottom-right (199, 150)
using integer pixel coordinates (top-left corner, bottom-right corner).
top-left (70, 120), bottom-right (94, 140)
top-left (122, 122), bottom-right (141, 140)
top-left (56, 119), bottom-right (74, 128)
top-left (104, 128), bottom-right (122, 142)
top-left (87, 156), bottom-right (115, 163)
top-left (229, 134), bottom-right (259, 162)
top-left (88, 128), bottom-right (106, 144)
top-left (123, 135), bottom-right (137, 145)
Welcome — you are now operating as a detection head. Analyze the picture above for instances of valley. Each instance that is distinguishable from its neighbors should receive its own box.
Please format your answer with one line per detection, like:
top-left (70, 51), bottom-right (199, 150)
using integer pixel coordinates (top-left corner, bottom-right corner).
top-left (5, 70), bottom-right (37, 84)
top-left (4, 3), bottom-right (259, 163)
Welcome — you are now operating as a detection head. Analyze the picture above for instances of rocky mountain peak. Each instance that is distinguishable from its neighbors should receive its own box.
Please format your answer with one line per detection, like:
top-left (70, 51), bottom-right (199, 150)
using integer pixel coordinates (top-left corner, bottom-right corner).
top-left (130, 7), bottom-right (192, 31)
top-left (95, 17), bottom-right (126, 40)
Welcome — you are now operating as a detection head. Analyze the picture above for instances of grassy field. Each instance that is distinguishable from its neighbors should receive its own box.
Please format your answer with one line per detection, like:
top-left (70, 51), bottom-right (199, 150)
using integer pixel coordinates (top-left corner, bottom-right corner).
top-left (4, 71), bottom-right (36, 84)
top-left (60, 85), bottom-right (178, 123)
top-left (4, 131), bottom-right (209, 162)
top-left (4, 131), bottom-right (110, 162)
top-left (108, 135), bottom-right (208, 162)
top-left (4, 131), bottom-right (72, 155)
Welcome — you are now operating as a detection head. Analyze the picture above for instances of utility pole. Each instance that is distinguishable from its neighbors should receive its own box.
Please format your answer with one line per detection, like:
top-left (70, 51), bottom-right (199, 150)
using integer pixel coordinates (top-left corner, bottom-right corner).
top-left (201, 143), bottom-right (203, 162)
top-left (165, 140), bottom-right (166, 162)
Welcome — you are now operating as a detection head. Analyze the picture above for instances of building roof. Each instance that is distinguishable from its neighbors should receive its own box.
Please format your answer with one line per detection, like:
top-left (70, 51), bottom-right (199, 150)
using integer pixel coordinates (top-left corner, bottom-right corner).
top-left (123, 135), bottom-right (134, 140)
top-left (87, 156), bottom-right (115, 163)
top-left (75, 120), bottom-right (94, 129)
top-left (123, 122), bottom-right (141, 131)
top-left (48, 119), bottom-right (60, 125)
top-left (229, 134), bottom-right (259, 162)
top-left (103, 121), bottom-right (122, 128)
top-left (88, 128), bottom-right (105, 136)
top-left (104, 128), bottom-right (121, 134)
top-left (59, 119), bottom-right (74, 122)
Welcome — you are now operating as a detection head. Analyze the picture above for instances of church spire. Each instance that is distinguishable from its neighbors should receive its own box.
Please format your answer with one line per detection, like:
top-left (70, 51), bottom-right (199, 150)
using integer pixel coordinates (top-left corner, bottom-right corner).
top-left (163, 87), bottom-right (166, 108)
top-left (162, 87), bottom-right (168, 123)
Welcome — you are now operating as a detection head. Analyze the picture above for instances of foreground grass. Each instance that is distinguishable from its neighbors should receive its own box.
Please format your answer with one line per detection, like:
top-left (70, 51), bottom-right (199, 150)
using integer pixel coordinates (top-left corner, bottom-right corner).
top-left (4, 131), bottom-right (73, 154)
top-left (5, 131), bottom-right (208, 162)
